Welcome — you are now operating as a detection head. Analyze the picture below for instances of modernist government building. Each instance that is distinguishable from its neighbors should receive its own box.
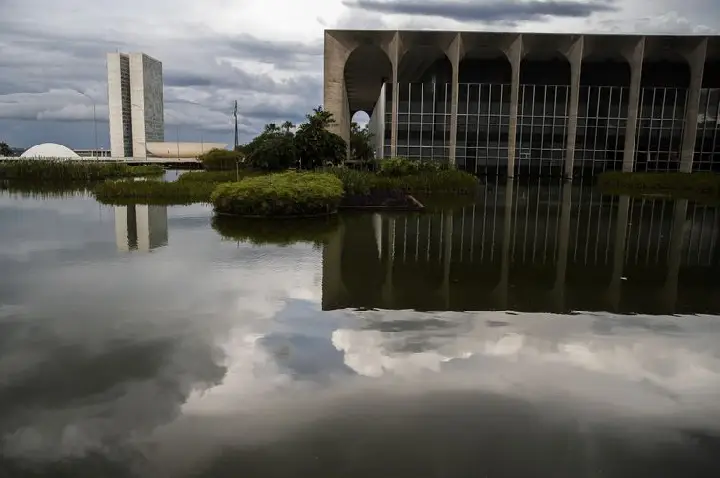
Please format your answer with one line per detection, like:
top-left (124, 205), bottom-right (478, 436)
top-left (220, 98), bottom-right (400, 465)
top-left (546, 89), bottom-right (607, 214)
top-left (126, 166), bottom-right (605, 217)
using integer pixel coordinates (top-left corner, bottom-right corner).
top-left (324, 30), bottom-right (720, 177)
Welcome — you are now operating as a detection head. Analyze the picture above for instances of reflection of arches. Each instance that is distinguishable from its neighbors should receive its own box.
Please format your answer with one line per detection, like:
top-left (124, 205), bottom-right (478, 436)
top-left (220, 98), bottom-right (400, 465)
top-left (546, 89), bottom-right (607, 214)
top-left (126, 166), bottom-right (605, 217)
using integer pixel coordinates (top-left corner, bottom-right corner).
top-left (344, 45), bottom-right (393, 115)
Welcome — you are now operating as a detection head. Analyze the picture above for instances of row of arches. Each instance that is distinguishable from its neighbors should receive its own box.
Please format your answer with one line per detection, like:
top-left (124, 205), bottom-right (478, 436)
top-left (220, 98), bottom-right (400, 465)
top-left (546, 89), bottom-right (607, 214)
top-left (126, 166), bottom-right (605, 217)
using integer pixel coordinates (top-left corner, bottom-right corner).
top-left (341, 35), bottom-right (720, 121)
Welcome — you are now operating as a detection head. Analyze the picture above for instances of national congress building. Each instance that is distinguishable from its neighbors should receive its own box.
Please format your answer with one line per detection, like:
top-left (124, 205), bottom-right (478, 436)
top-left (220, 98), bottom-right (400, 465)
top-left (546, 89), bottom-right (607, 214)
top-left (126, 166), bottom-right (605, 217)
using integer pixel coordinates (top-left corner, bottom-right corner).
top-left (324, 30), bottom-right (720, 177)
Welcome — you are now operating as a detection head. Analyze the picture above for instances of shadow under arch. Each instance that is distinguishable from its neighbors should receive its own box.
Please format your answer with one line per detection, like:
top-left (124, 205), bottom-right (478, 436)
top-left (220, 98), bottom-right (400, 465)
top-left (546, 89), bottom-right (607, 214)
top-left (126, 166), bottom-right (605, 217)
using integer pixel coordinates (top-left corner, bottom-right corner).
top-left (456, 44), bottom-right (512, 174)
top-left (344, 44), bottom-right (392, 116)
top-left (575, 52), bottom-right (633, 175)
top-left (393, 44), bottom-right (453, 161)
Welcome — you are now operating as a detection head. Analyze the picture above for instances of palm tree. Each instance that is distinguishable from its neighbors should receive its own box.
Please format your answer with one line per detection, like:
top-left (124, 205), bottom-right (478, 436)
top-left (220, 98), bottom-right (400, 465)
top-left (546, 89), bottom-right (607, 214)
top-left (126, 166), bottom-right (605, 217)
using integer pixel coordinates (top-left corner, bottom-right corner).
top-left (0, 142), bottom-right (12, 157)
top-left (281, 121), bottom-right (294, 134)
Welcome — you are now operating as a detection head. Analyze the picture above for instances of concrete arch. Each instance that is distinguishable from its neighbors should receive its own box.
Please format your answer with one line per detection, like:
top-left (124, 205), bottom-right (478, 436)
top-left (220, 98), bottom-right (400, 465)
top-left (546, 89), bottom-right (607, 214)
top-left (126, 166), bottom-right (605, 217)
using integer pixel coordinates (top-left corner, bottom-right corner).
top-left (344, 44), bottom-right (393, 114)
top-left (396, 31), bottom-right (456, 83)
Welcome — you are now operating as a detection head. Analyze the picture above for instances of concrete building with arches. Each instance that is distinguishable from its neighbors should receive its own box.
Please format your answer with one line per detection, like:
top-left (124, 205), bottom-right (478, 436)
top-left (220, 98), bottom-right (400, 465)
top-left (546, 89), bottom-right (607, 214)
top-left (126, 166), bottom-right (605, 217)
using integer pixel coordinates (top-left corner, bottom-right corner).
top-left (324, 30), bottom-right (720, 177)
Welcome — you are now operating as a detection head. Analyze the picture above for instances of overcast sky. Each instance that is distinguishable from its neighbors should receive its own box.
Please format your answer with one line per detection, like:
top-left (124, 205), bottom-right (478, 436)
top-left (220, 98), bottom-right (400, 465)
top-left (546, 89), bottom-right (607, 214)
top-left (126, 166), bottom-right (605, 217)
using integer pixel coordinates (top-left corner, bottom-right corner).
top-left (0, 0), bottom-right (718, 150)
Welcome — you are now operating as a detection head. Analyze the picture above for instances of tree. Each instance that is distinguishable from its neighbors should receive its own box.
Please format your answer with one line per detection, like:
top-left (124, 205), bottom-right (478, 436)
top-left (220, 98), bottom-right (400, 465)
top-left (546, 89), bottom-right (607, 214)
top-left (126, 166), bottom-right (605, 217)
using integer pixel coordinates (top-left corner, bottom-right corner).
top-left (350, 122), bottom-right (374, 162)
top-left (281, 121), bottom-right (294, 134)
top-left (245, 122), bottom-right (296, 171)
top-left (0, 142), bottom-right (12, 157)
top-left (294, 107), bottom-right (347, 169)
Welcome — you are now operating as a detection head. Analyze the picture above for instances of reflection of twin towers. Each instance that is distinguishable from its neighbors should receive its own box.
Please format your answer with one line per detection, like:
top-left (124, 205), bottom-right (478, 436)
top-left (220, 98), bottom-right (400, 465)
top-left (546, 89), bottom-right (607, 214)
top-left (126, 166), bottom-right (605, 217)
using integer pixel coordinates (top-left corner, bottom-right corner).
top-left (114, 205), bottom-right (168, 252)
top-left (323, 181), bottom-right (720, 314)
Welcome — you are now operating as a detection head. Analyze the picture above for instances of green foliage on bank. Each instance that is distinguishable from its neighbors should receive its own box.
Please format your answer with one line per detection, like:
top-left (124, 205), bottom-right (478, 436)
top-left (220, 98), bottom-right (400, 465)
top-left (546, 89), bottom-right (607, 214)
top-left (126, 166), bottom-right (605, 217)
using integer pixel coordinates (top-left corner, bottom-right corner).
top-left (211, 215), bottom-right (339, 246)
top-left (597, 171), bottom-right (720, 198)
top-left (0, 160), bottom-right (164, 181)
top-left (330, 165), bottom-right (479, 196)
top-left (0, 180), bottom-right (95, 199)
top-left (93, 179), bottom-right (215, 205)
top-left (378, 157), bottom-right (448, 177)
top-left (198, 149), bottom-right (244, 171)
top-left (177, 170), bottom-right (259, 183)
top-left (211, 171), bottom-right (344, 217)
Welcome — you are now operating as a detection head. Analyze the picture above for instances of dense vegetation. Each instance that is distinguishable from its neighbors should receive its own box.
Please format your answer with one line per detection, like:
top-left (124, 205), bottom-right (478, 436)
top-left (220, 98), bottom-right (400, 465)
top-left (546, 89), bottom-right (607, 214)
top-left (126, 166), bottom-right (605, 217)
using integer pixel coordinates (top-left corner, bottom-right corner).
top-left (93, 179), bottom-right (215, 205)
top-left (212, 215), bottom-right (339, 246)
top-left (211, 171), bottom-right (344, 217)
top-left (177, 170), bottom-right (258, 183)
top-left (330, 164), bottom-right (479, 196)
top-left (0, 160), bottom-right (163, 181)
top-left (197, 149), bottom-right (243, 171)
top-left (597, 171), bottom-right (720, 199)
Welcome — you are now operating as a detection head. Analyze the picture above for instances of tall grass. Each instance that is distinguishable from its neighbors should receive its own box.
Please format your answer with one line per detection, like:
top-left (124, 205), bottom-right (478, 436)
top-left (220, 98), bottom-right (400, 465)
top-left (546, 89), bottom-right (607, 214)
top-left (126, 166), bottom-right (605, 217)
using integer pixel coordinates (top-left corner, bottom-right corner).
top-left (177, 170), bottom-right (258, 183)
top-left (93, 179), bottom-right (215, 205)
top-left (0, 160), bottom-right (163, 181)
top-left (328, 167), bottom-right (480, 195)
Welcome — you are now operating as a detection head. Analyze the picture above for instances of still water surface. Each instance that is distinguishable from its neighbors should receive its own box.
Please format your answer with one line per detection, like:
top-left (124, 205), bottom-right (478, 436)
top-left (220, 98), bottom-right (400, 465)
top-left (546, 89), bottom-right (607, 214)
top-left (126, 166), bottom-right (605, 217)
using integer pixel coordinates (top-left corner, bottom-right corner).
top-left (2, 179), bottom-right (720, 477)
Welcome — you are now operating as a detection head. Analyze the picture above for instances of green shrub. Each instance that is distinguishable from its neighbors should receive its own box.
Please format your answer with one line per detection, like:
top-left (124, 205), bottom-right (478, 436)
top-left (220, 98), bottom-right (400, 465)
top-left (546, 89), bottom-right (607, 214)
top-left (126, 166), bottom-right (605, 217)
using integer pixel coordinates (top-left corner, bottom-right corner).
top-left (0, 160), bottom-right (162, 181)
top-left (212, 215), bottom-right (338, 246)
top-left (294, 107), bottom-right (347, 168)
top-left (597, 171), bottom-right (720, 197)
top-left (378, 157), bottom-right (447, 177)
top-left (198, 148), bottom-right (243, 171)
top-left (211, 171), bottom-right (344, 217)
top-left (127, 165), bottom-right (165, 177)
top-left (93, 179), bottom-right (215, 205)
top-left (177, 170), bottom-right (259, 183)
top-left (247, 134), bottom-right (296, 171)
top-left (328, 167), bottom-right (479, 195)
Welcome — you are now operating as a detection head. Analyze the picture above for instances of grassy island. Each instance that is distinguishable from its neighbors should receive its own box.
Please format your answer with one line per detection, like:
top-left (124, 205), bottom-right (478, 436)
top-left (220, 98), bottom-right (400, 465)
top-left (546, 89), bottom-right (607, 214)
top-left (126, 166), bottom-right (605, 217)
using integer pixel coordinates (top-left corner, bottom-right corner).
top-left (211, 171), bottom-right (344, 217)
top-left (0, 160), bottom-right (163, 181)
top-left (93, 179), bottom-right (215, 205)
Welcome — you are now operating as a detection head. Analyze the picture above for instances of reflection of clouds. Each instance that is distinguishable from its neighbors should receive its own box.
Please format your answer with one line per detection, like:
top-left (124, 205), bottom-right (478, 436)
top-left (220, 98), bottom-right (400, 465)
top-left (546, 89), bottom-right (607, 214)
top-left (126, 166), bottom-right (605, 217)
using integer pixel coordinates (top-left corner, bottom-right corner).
top-left (331, 310), bottom-right (720, 405)
top-left (0, 194), bottom-right (325, 462)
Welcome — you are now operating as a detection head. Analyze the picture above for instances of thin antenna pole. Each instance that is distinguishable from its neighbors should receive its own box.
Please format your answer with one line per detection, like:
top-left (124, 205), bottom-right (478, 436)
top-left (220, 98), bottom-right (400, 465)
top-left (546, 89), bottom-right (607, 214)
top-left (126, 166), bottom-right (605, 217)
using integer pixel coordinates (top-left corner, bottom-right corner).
top-left (233, 100), bottom-right (238, 150)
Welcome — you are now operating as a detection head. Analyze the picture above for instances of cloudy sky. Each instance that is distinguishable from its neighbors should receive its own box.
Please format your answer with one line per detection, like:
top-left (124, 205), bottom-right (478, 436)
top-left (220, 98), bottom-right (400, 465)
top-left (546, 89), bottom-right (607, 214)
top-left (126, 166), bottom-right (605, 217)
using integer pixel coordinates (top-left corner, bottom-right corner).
top-left (0, 0), bottom-right (719, 150)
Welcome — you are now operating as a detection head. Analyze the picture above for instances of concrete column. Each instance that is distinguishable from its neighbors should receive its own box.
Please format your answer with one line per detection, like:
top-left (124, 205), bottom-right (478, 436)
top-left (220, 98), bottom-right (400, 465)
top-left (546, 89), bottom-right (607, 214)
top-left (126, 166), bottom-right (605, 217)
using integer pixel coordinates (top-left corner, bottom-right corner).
top-left (448, 34), bottom-right (463, 168)
top-left (622, 38), bottom-right (645, 172)
top-left (389, 33), bottom-right (402, 158)
top-left (323, 33), bottom-right (354, 147)
top-left (680, 38), bottom-right (708, 173)
top-left (506, 35), bottom-right (523, 178)
top-left (564, 36), bottom-right (584, 179)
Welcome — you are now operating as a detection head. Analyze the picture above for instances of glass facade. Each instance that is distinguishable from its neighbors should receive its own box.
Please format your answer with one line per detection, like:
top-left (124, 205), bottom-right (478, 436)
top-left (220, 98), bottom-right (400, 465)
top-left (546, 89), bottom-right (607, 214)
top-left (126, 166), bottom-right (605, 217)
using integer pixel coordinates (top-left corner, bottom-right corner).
top-left (376, 83), bottom-right (720, 176)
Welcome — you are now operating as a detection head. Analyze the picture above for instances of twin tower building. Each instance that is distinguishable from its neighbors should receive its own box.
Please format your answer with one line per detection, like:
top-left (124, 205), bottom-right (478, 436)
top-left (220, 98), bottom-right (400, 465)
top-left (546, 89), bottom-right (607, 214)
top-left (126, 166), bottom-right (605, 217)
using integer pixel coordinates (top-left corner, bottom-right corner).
top-left (106, 52), bottom-right (164, 158)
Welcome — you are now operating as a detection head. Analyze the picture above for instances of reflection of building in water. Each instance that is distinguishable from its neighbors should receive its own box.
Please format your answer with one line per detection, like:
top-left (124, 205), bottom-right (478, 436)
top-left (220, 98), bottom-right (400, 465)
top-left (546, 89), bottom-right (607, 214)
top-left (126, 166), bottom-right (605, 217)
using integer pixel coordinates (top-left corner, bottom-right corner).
top-left (323, 181), bottom-right (720, 315)
top-left (114, 205), bottom-right (168, 252)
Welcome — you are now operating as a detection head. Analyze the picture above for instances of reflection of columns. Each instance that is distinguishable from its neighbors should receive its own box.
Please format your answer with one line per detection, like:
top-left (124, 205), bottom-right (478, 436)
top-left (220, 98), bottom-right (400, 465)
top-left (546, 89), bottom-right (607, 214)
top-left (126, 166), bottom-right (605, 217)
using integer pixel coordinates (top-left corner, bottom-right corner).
top-left (662, 199), bottom-right (688, 312)
top-left (493, 179), bottom-right (514, 308)
top-left (442, 211), bottom-right (454, 309)
top-left (608, 196), bottom-right (630, 311)
top-left (552, 181), bottom-right (572, 312)
top-left (381, 217), bottom-right (396, 307)
top-left (323, 33), bottom-right (353, 147)
top-left (321, 221), bottom-right (347, 310)
top-left (114, 206), bottom-right (129, 252)
top-left (506, 35), bottom-right (523, 179)
top-left (390, 33), bottom-right (401, 158)
top-left (564, 36), bottom-right (584, 180)
top-left (622, 38), bottom-right (645, 172)
top-left (372, 213), bottom-right (383, 259)
top-left (680, 38), bottom-right (708, 173)
top-left (448, 34), bottom-right (463, 167)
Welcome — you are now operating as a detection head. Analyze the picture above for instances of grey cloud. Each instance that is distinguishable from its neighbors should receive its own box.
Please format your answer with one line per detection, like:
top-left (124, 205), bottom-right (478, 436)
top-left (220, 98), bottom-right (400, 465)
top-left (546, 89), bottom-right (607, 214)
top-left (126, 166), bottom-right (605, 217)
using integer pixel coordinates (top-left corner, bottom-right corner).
top-left (0, 10), bottom-right (322, 148)
top-left (342, 0), bottom-right (619, 22)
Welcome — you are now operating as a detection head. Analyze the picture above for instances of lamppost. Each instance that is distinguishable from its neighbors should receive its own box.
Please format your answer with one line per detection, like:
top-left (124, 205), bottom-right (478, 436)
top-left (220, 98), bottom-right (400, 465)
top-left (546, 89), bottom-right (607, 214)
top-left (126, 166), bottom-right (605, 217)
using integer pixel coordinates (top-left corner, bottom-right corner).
top-left (76, 90), bottom-right (98, 156)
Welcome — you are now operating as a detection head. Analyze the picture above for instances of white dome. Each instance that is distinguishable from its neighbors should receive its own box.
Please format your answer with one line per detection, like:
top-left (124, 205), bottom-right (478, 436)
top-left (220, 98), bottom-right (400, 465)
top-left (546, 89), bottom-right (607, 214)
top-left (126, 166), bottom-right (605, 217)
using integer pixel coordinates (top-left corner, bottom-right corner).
top-left (20, 143), bottom-right (81, 159)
